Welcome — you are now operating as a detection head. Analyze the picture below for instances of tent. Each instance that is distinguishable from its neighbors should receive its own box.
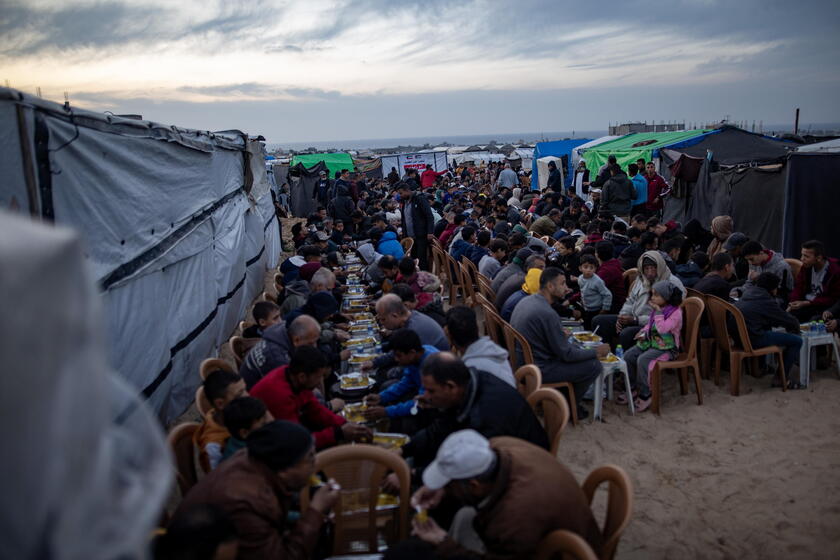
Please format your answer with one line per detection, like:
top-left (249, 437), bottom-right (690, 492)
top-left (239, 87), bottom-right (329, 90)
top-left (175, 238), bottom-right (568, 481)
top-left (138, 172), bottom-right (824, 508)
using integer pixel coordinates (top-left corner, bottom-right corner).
top-left (379, 151), bottom-right (448, 178)
top-left (450, 152), bottom-right (506, 166)
top-left (535, 156), bottom-right (564, 190)
top-left (580, 129), bottom-right (713, 176)
top-left (290, 152), bottom-right (355, 179)
top-left (0, 87), bottom-right (281, 423)
top-left (796, 138), bottom-right (840, 153)
top-left (506, 147), bottom-right (534, 171)
top-left (783, 152), bottom-right (840, 258)
top-left (531, 139), bottom-right (591, 190)
top-left (571, 135), bottom-right (621, 170)
top-left (354, 157), bottom-right (383, 179)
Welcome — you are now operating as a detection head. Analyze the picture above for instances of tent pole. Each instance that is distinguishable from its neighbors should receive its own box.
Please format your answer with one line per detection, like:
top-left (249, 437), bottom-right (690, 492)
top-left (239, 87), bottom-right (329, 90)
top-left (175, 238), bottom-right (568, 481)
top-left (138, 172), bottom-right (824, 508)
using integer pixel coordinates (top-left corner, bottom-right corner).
top-left (15, 105), bottom-right (40, 217)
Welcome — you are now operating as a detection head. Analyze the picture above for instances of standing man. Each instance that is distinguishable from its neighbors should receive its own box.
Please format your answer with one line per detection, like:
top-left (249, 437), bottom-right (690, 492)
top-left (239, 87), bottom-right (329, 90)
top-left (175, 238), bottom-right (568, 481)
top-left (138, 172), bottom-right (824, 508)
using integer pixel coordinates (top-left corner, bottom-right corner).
top-left (496, 162), bottom-right (519, 192)
top-left (546, 160), bottom-right (563, 192)
top-left (398, 181), bottom-right (435, 271)
top-left (316, 170), bottom-right (330, 207)
top-left (629, 163), bottom-right (648, 217)
top-left (644, 161), bottom-right (670, 216)
top-left (421, 164), bottom-right (448, 189)
top-left (600, 164), bottom-right (635, 221)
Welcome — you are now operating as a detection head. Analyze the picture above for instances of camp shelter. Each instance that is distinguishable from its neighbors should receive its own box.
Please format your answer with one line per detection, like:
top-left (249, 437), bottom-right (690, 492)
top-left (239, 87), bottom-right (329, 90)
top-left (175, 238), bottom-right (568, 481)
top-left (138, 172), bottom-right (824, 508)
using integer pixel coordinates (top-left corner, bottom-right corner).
top-left (0, 87), bottom-right (281, 423)
top-left (581, 129), bottom-right (713, 176)
top-left (535, 156), bottom-right (564, 190)
top-left (354, 157), bottom-right (383, 179)
top-left (531, 139), bottom-right (592, 190)
top-left (783, 151), bottom-right (840, 258)
top-left (379, 151), bottom-right (448, 178)
top-left (656, 126), bottom-right (796, 250)
top-left (291, 152), bottom-right (355, 178)
top-left (506, 147), bottom-right (534, 171)
top-left (796, 138), bottom-right (840, 153)
top-left (572, 135), bottom-right (621, 170)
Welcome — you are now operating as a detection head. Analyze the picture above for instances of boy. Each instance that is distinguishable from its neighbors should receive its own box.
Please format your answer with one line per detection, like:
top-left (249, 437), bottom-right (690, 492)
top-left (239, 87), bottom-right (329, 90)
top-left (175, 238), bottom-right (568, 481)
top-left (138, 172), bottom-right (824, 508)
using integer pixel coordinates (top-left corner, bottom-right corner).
top-left (575, 255), bottom-right (613, 330)
top-left (221, 396), bottom-right (274, 461)
top-left (479, 238), bottom-right (508, 279)
top-left (194, 369), bottom-right (248, 472)
top-left (242, 301), bottom-right (281, 338)
top-left (554, 236), bottom-right (581, 281)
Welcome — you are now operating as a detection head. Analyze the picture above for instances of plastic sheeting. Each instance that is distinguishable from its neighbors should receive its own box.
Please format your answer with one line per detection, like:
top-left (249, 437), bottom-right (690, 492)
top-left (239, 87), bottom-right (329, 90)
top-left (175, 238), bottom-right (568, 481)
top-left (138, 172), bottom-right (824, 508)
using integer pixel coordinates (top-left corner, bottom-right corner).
top-left (0, 211), bottom-right (172, 559)
top-left (581, 129), bottom-right (712, 176)
top-left (783, 153), bottom-right (840, 258)
top-left (290, 152), bottom-right (355, 178)
top-left (532, 139), bottom-right (591, 189)
top-left (796, 138), bottom-right (840, 153)
top-left (0, 88), bottom-right (280, 423)
top-left (380, 151), bottom-right (448, 177)
top-left (288, 161), bottom-right (325, 217)
top-left (571, 135), bottom-right (620, 170)
top-left (535, 156), bottom-right (564, 190)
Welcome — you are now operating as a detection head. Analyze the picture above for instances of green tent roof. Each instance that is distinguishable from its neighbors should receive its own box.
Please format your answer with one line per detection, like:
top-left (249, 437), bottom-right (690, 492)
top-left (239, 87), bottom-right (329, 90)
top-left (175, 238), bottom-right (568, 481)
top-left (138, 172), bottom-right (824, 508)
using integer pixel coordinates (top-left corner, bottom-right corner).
top-left (291, 152), bottom-right (355, 178)
top-left (582, 129), bottom-right (713, 173)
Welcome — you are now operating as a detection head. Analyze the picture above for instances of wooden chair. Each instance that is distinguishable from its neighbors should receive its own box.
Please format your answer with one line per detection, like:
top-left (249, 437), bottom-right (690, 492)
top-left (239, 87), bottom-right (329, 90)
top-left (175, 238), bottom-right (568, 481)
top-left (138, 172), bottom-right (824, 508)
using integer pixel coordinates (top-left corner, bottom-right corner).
top-left (785, 258), bottom-right (802, 280)
top-left (400, 237), bottom-right (414, 254)
top-left (460, 256), bottom-right (479, 307)
top-left (199, 357), bottom-right (236, 380)
top-left (274, 272), bottom-right (284, 294)
top-left (527, 388), bottom-right (570, 456)
top-left (581, 465), bottom-right (634, 560)
top-left (515, 364), bottom-right (542, 399)
top-left (300, 444), bottom-right (411, 556)
top-left (478, 295), bottom-right (507, 347)
top-left (195, 386), bottom-right (212, 416)
top-left (477, 274), bottom-right (496, 305)
top-left (650, 296), bottom-right (705, 415)
top-left (445, 252), bottom-right (466, 304)
top-left (622, 268), bottom-right (638, 291)
top-left (167, 422), bottom-right (201, 496)
top-left (536, 529), bottom-right (599, 560)
top-left (706, 295), bottom-right (787, 396)
top-left (228, 336), bottom-right (259, 368)
top-left (431, 245), bottom-right (447, 283)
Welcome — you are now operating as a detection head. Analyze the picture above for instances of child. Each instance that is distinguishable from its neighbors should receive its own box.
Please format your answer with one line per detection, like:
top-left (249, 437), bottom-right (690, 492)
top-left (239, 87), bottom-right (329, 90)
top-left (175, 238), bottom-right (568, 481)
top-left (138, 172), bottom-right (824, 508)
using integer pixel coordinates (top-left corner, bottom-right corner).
top-left (621, 281), bottom-right (684, 412)
top-left (575, 255), bottom-right (613, 330)
top-left (193, 369), bottom-right (248, 472)
top-left (242, 301), bottom-right (281, 338)
top-left (221, 396), bottom-right (273, 461)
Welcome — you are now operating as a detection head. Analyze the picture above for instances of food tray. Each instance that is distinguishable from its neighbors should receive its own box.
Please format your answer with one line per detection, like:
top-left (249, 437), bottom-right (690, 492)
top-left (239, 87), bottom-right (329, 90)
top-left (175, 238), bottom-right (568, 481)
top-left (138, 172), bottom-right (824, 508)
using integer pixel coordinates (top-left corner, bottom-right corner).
top-left (341, 402), bottom-right (369, 423)
top-left (372, 432), bottom-right (410, 450)
top-left (599, 353), bottom-right (620, 363)
top-left (347, 312), bottom-right (375, 322)
top-left (340, 491), bottom-right (400, 515)
top-left (348, 353), bottom-right (378, 364)
top-left (339, 373), bottom-right (375, 391)
top-left (572, 331), bottom-right (602, 345)
top-left (343, 336), bottom-right (377, 348)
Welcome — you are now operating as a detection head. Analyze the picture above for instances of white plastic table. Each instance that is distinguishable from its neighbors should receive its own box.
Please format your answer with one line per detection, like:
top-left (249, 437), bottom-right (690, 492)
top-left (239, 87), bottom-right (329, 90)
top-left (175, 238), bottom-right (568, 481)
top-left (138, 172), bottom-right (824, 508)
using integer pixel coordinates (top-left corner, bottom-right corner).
top-left (798, 332), bottom-right (840, 387)
top-left (592, 358), bottom-right (635, 422)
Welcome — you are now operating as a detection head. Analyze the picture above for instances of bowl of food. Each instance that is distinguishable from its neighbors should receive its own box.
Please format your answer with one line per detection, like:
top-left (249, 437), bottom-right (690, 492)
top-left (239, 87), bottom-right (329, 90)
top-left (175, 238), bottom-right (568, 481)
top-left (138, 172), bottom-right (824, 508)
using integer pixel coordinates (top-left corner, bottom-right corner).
top-left (572, 331), bottom-right (602, 347)
top-left (599, 353), bottom-right (620, 363)
top-left (372, 432), bottom-right (410, 450)
top-left (339, 373), bottom-right (375, 391)
top-left (342, 402), bottom-right (369, 423)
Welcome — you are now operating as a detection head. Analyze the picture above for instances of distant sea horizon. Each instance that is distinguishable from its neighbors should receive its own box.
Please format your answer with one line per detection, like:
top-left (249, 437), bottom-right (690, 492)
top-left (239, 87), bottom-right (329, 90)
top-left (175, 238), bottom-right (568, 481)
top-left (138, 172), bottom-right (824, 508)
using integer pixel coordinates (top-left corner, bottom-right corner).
top-left (265, 122), bottom-right (840, 152)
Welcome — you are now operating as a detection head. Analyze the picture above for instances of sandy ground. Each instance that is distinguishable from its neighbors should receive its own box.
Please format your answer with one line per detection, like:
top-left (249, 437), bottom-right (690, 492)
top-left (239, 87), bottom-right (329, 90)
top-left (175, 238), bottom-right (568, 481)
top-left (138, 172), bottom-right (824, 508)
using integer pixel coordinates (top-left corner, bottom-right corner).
top-left (177, 217), bottom-right (840, 558)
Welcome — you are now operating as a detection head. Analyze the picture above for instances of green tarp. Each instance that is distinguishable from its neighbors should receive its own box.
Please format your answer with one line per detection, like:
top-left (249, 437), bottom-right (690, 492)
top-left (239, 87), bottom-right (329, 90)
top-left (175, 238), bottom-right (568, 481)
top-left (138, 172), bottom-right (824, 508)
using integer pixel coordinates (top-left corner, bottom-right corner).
top-left (582, 129), bottom-right (713, 173)
top-left (290, 152), bottom-right (355, 178)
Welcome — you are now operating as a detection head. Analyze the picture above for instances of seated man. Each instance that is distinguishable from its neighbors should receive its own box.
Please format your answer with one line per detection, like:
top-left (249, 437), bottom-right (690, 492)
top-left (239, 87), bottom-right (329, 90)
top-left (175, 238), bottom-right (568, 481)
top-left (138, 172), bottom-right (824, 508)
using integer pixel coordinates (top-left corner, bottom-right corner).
top-left (239, 315), bottom-right (321, 389)
top-left (365, 254), bottom-right (399, 295)
top-left (362, 329), bottom-right (438, 424)
top-left (175, 421), bottom-right (340, 560)
top-left (466, 230), bottom-right (493, 266)
top-left (824, 299), bottom-right (840, 333)
top-left (444, 306), bottom-right (515, 387)
top-left (250, 346), bottom-right (371, 448)
top-left (402, 353), bottom-right (548, 471)
top-left (739, 240), bottom-right (794, 300)
top-left (411, 430), bottom-right (603, 558)
top-left (221, 396), bottom-right (274, 461)
top-left (500, 267), bottom-right (542, 322)
top-left (450, 226), bottom-right (477, 262)
top-left (478, 238), bottom-right (508, 279)
top-left (788, 239), bottom-right (840, 322)
top-left (511, 267), bottom-right (610, 419)
top-left (242, 301), bottom-right (282, 339)
top-left (735, 272), bottom-right (803, 388)
top-left (373, 293), bottom-right (450, 359)
top-left (694, 252), bottom-right (734, 301)
top-left (491, 244), bottom-right (530, 292)
top-left (495, 254), bottom-right (545, 313)
top-left (194, 369), bottom-right (248, 472)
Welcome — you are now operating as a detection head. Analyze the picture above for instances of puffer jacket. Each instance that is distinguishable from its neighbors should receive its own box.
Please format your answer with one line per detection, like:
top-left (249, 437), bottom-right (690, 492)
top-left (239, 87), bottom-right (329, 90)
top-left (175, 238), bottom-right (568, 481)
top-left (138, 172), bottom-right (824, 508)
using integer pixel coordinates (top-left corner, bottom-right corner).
top-left (240, 322), bottom-right (296, 388)
top-left (620, 250), bottom-right (686, 325)
top-left (377, 230), bottom-right (405, 259)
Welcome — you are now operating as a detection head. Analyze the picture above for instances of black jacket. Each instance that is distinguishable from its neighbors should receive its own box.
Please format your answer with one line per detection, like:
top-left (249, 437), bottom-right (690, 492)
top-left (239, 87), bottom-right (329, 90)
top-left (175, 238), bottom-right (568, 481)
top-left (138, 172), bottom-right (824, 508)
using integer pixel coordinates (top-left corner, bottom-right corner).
top-left (239, 322), bottom-right (295, 388)
top-left (734, 286), bottom-right (799, 345)
top-left (401, 191), bottom-right (435, 237)
top-left (404, 369), bottom-right (549, 469)
top-left (694, 273), bottom-right (731, 301)
top-left (601, 172), bottom-right (635, 216)
top-left (329, 184), bottom-right (355, 223)
top-left (547, 168), bottom-right (563, 192)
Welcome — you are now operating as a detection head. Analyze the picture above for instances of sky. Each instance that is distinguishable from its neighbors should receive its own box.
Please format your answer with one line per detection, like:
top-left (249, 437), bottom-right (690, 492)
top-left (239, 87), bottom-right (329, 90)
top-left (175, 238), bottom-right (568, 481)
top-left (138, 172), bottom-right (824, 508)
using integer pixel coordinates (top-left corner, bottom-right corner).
top-left (3, 0), bottom-right (839, 143)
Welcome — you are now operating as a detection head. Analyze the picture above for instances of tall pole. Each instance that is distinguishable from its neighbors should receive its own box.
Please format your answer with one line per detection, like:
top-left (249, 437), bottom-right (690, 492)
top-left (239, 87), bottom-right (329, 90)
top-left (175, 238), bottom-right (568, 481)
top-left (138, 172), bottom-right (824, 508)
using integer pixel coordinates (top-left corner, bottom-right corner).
top-left (794, 108), bottom-right (800, 135)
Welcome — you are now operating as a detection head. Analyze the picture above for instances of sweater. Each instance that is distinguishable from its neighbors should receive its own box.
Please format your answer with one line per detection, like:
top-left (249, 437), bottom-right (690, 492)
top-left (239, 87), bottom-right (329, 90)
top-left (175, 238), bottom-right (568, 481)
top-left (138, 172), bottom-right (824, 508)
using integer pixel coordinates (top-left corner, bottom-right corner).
top-left (578, 274), bottom-right (613, 311)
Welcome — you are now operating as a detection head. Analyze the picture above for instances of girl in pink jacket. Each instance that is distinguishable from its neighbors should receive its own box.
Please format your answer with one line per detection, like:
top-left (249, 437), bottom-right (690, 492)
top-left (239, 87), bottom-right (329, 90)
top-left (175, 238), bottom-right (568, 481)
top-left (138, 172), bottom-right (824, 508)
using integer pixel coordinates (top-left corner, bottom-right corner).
top-left (619, 280), bottom-right (683, 412)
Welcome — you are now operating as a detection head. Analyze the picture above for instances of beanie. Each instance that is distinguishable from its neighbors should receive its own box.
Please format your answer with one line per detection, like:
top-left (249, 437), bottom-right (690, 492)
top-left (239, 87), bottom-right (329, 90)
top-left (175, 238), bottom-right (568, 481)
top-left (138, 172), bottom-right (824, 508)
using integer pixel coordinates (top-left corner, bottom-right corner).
top-left (246, 420), bottom-right (313, 471)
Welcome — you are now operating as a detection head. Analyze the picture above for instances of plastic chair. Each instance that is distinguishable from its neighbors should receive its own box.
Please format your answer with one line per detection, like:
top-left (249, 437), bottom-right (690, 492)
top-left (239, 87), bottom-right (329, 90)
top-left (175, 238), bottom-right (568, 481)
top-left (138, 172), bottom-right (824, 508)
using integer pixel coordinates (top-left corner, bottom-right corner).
top-left (477, 275), bottom-right (497, 305)
top-left (581, 465), bottom-right (634, 560)
top-left (195, 386), bottom-right (213, 416)
top-left (400, 237), bottom-right (414, 254)
top-left (684, 290), bottom-right (713, 379)
top-left (622, 268), bottom-right (637, 292)
top-left (527, 388), bottom-right (570, 456)
top-left (167, 422), bottom-right (201, 496)
top-left (784, 258), bottom-right (802, 280)
top-left (445, 251), bottom-right (466, 304)
top-left (650, 297), bottom-right (705, 415)
top-left (536, 529), bottom-right (599, 560)
top-left (300, 444), bottom-right (411, 556)
top-left (515, 364), bottom-right (542, 399)
top-left (706, 295), bottom-right (787, 396)
top-left (199, 357), bottom-right (236, 380)
top-left (274, 272), bottom-right (284, 293)
top-left (431, 245), bottom-right (447, 283)
top-left (460, 257), bottom-right (479, 307)
top-left (229, 336), bottom-right (259, 368)
top-left (476, 294), bottom-right (506, 346)
top-left (261, 291), bottom-right (276, 303)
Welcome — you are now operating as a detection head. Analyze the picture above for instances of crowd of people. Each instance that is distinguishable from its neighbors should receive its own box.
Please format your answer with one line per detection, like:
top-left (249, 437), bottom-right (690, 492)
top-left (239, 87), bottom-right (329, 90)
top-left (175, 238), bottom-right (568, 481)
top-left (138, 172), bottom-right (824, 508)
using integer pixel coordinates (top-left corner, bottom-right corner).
top-left (158, 158), bottom-right (840, 559)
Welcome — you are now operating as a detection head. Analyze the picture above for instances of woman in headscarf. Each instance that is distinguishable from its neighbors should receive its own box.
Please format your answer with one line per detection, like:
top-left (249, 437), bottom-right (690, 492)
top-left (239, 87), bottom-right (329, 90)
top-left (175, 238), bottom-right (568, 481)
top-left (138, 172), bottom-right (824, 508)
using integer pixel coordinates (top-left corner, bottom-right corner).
top-left (707, 215), bottom-right (733, 259)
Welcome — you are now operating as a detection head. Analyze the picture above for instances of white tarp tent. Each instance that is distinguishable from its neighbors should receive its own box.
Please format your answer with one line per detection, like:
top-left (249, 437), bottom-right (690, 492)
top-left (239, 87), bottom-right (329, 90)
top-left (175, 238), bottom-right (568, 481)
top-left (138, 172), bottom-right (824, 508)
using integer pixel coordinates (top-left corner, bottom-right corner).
top-left (0, 87), bottom-right (281, 423)
top-left (571, 135), bottom-right (621, 169)
top-left (0, 210), bottom-right (171, 558)
top-left (450, 152), bottom-right (506, 165)
top-left (506, 147), bottom-right (534, 170)
top-left (379, 151), bottom-right (448, 178)
top-left (796, 138), bottom-right (840, 153)
top-left (536, 156), bottom-right (564, 190)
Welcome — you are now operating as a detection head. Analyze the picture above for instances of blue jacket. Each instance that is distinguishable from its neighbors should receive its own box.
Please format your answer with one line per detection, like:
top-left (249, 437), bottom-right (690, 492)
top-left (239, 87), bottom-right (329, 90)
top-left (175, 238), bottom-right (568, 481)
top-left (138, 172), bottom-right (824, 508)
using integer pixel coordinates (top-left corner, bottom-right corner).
top-left (631, 174), bottom-right (648, 207)
top-left (379, 345), bottom-right (439, 418)
top-left (377, 231), bottom-right (405, 259)
top-left (467, 245), bottom-right (490, 266)
top-left (450, 239), bottom-right (473, 262)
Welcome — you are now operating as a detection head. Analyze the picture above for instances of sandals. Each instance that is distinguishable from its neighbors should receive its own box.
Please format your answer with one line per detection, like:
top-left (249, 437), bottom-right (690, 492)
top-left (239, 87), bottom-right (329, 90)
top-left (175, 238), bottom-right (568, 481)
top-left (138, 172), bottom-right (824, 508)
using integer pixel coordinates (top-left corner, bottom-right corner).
top-left (634, 395), bottom-right (652, 413)
top-left (616, 389), bottom-right (638, 405)
top-left (787, 380), bottom-right (804, 390)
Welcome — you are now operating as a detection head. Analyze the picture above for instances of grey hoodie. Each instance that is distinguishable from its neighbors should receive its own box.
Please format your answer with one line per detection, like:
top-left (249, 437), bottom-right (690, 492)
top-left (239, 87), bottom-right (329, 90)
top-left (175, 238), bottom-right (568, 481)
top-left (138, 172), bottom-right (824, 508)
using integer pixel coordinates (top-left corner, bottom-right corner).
top-left (462, 336), bottom-right (515, 387)
top-left (744, 250), bottom-right (794, 294)
top-left (278, 279), bottom-right (310, 317)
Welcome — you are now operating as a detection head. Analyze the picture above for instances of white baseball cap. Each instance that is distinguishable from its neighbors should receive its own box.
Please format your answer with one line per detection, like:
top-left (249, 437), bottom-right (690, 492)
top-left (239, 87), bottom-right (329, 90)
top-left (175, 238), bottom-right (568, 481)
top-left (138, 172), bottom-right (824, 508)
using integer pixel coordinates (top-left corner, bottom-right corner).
top-left (422, 429), bottom-right (495, 490)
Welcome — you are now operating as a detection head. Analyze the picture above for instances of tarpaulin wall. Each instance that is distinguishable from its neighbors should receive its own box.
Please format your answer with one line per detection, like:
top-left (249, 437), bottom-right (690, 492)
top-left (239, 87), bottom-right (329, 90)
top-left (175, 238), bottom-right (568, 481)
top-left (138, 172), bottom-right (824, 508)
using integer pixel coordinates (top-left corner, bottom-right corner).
top-left (380, 152), bottom-right (448, 177)
top-left (532, 139), bottom-right (591, 190)
top-left (581, 130), bottom-right (712, 177)
top-left (288, 161), bottom-right (326, 217)
top-left (290, 152), bottom-right (355, 178)
top-left (0, 88), bottom-right (281, 423)
top-left (783, 153), bottom-right (840, 258)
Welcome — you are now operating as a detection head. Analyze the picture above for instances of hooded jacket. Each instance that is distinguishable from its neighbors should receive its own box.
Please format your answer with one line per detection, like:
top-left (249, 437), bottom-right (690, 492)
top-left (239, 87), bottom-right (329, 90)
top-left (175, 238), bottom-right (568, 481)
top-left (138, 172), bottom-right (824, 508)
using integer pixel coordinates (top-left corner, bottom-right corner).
top-left (596, 258), bottom-right (626, 311)
top-left (377, 230), bottom-right (405, 259)
top-left (278, 279), bottom-right (310, 318)
top-left (744, 249), bottom-right (794, 296)
top-left (329, 184), bottom-right (355, 223)
top-left (491, 262), bottom-right (523, 292)
top-left (240, 322), bottom-right (296, 389)
top-left (462, 337), bottom-right (515, 387)
top-left (620, 251), bottom-right (686, 325)
top-left (601, 171), bottom-right (635, 216)
top-left (735, 286), bottom-right (800, 345)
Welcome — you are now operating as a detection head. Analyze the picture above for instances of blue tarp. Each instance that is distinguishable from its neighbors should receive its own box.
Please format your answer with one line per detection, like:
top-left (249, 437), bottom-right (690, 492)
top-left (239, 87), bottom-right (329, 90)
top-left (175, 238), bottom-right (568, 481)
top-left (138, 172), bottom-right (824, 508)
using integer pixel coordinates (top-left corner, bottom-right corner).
top-left (531, 139), bottom-right (592, 190)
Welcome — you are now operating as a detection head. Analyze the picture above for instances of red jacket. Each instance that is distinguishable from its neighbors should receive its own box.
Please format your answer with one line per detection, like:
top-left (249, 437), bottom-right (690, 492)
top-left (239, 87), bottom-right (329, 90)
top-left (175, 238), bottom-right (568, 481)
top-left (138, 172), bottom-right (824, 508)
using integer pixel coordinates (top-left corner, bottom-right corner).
top-left (251, 365), bottom-right (346, 449)
top-left (421, 169), bottom-right (446, 188)
top-left (790, 257), bottom-right (840, 308)
top-left (597, 258), bottom-right (626, 311)
top-left (438, 222), bottom-right (457, 247)
top-left (645, 173), bottom-right (669, 211)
